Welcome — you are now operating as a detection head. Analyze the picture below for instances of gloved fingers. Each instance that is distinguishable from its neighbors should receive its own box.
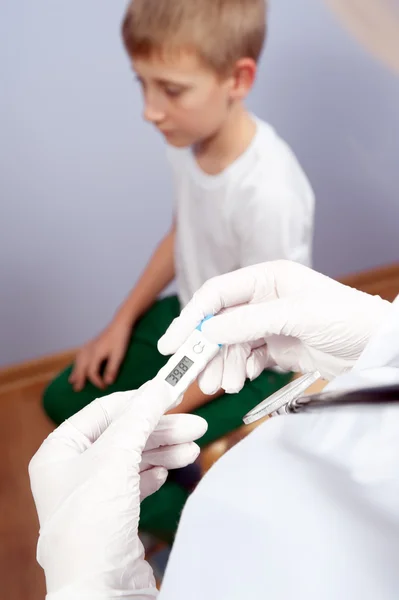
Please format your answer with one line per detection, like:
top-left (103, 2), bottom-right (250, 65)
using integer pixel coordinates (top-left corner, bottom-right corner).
top-left (157, 266), bottom-right (265, 355)
top-left (140, 441), bottom-right (201, 472)
top-left (92, 380), bottom-right (175, 459)
top-left (157, 261), bottom-right (351, 356)
top-left (67, 390), bottom-right (134, 441)
top-left (30, 437), bottom-right (177, 530)
top-left (221, 344), bottom-right (252, 394)
top-left (140, 467), bottom-right (168, 502)
top-left (37, 381), bottom-right (174, 465)
top-left (198, 352), bottom-right (224, 395)
top-left (30, 390), bottom-right (138, 469)
top-left (201, 298), bottom-right (307, 345)
top-left (34, 393), bottom-right (207, 467)
top-left (267, 335), bottom-right (350, 380)
top-left (246, 344), bottom-right (275, 380)
top-left (144, 414), bottom-right (208, 451)
top-left (266, 335), bottom-right (309, 374)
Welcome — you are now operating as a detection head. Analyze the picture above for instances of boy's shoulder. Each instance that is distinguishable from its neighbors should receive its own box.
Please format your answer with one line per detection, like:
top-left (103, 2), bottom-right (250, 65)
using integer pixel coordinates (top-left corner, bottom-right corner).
top-left (250, 116), bottom-right (301, 173)
top-left (163, 115), bottom-right (314, 207)
top-left (239, 116), bottom-right (314, 200)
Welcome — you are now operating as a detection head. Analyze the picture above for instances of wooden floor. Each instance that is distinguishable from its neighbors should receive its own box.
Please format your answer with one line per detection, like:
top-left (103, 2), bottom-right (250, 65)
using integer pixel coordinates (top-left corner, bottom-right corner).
top-left (0, 380), bottom-right (53, 600)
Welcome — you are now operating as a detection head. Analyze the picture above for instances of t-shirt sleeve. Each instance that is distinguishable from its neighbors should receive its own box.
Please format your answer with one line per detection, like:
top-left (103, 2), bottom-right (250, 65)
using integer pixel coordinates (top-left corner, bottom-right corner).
top-left (231, 187), bottom-right (314, 268)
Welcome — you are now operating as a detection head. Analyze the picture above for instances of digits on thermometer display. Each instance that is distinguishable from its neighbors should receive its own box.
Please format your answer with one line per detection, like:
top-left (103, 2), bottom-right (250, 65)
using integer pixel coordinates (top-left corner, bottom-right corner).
top-left (165, 356), bottom-right (194, 387)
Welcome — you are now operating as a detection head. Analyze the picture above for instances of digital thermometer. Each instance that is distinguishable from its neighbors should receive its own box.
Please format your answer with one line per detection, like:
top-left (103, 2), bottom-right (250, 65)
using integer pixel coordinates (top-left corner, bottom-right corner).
top-left (154, 316), bottom-right (222, 410)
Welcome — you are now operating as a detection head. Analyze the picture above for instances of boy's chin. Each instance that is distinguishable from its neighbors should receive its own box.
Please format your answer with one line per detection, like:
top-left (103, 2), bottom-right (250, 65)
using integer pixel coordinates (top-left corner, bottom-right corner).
top-left (164, 136), bottom-right (192, 149)
top-left (161, 130), bottom-right (198, 149)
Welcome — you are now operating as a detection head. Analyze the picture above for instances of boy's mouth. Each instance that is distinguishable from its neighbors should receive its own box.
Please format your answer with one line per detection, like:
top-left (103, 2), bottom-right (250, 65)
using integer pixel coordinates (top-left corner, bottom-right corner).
top-left (160, 129), bottom-right (177, 140)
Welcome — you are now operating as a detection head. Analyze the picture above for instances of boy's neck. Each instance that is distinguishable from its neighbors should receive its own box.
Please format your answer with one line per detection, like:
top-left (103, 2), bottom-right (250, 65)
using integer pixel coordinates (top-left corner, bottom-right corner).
top-left (193, 104), bottom-right (257, 176)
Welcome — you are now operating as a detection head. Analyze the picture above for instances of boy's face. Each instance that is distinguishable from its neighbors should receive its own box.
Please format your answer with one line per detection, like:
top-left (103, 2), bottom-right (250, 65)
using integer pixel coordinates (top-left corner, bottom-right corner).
top-left (132, 52), bottom-right (237, 147)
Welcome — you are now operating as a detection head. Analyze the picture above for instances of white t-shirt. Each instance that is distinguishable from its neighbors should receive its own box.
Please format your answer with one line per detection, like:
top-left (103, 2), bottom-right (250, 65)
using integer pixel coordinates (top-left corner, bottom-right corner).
top-left (167, 117), bottom-right (315, 307)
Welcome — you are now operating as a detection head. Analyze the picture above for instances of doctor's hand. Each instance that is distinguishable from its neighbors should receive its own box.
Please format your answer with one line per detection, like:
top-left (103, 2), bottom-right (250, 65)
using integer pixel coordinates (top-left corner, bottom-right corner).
top-left (158, 261), bottom-right (392, 391)
top-left (29, 384), bottom-right (207, 600)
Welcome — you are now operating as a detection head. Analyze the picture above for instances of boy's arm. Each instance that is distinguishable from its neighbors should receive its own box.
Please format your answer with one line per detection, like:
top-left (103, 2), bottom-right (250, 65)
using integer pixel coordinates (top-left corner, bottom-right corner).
top-left (115, 222), bottom-right (176, 327)
top-left (70, 223), bottom-right (177, 391)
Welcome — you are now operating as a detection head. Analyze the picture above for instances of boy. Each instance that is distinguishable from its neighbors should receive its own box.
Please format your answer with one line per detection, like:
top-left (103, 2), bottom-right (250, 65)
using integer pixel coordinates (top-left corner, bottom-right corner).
top-left (43, 0), bottom-right (314, 542)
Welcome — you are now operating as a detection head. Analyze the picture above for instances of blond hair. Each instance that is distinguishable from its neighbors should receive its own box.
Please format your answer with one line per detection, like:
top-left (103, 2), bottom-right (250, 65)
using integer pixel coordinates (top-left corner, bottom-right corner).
top-left (122, 0), bottom-right (267, 75)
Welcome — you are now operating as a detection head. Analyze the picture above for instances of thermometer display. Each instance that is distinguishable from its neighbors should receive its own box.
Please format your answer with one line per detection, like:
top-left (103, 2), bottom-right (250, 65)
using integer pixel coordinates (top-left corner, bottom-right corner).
top-left (165, 356), bottom-right (194, 387)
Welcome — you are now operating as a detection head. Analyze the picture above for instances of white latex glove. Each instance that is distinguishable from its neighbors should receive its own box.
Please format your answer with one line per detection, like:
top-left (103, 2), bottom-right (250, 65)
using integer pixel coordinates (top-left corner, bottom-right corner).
top-left (29, 383), bottom-right (207, 600)
top-left (158, 261), bottom-right (393, 390)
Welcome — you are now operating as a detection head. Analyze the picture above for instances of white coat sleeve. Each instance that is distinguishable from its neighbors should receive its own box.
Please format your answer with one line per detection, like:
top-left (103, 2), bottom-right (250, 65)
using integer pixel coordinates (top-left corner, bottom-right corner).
top-left (159, 295), bottom-right (399, 600)
top-left (326, 293), bottom-right (399, 390)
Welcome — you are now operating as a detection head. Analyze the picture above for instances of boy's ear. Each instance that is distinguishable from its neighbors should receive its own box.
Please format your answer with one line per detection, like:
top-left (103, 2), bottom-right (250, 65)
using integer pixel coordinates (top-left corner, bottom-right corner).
top-left (229, 58), bottom-right (257, 100)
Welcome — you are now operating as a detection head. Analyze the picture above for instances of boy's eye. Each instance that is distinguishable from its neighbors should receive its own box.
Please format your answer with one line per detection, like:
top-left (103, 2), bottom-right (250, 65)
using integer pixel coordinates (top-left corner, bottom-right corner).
top-left (163, 86), bottom-right (184, 98)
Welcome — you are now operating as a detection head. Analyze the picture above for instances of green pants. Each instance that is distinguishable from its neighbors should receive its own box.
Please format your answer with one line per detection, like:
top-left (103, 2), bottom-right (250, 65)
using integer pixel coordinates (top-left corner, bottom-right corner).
top-left (43, 296), bottom-right (291, 542)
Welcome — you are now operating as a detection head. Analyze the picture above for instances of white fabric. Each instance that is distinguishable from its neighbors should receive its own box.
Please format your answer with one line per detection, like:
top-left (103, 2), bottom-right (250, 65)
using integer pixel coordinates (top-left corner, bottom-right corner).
top-left (29, 383), bottom-right (208, 599)
top-left (168, 118), bottom-right (315, 307)
top-left (159, 296), bottom-right (399, 600)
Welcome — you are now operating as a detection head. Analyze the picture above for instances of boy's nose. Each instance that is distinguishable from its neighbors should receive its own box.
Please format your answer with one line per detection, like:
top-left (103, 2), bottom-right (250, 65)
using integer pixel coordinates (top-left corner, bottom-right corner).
top-left (143, 100), bottom-right (165, 125)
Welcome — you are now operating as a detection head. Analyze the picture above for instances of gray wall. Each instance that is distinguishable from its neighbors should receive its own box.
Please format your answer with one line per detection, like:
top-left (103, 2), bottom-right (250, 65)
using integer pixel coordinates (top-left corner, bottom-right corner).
top-left (1, 0), bottom-right (398, 366)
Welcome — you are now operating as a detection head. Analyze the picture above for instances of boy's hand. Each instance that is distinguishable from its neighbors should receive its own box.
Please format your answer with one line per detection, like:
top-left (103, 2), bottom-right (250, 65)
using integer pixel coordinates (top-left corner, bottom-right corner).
top-left (69, 317), bottom-right (133, 392)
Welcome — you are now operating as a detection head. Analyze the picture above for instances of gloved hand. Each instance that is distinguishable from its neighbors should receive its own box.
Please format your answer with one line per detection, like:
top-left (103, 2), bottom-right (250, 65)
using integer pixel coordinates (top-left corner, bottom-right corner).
top-left (29, 383), bottom-right (207, 600)
top-left (158, 261), bottom-right (393, 390)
